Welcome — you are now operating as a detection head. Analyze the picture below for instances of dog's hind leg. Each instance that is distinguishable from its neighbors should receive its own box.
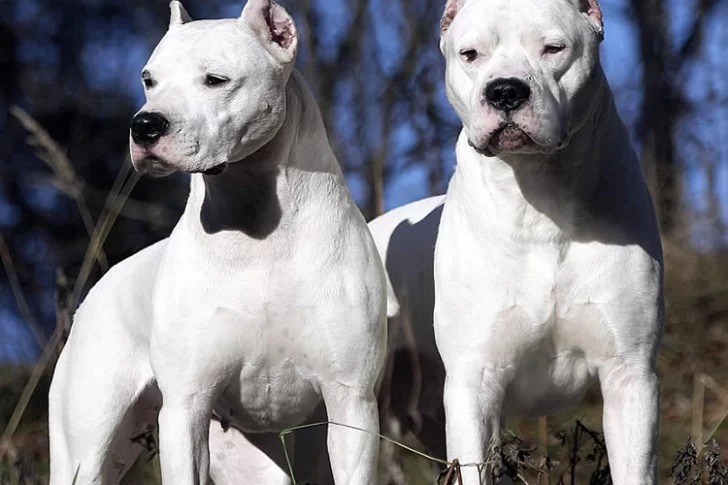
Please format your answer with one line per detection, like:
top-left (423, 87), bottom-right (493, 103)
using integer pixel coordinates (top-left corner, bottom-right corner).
top-left (119, 455), bottom-right (148, 485)
top-left (49, 240), bottom-right (166, 485)
top-left (291, 401), bottom-right (335, 485)
top-left (208, 420), bottom-right (292, 485)
top-left (49, 312), bottom-right (158, 485)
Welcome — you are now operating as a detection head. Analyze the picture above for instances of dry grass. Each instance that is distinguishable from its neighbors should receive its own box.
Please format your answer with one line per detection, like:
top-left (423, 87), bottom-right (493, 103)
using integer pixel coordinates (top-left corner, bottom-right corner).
top-left (1, 107), bottom-right (142, 484)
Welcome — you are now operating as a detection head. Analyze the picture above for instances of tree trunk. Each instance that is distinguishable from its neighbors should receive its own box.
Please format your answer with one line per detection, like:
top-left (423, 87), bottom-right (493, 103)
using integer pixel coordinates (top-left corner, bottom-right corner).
top-left (631, 0), bottom-right (682, 238)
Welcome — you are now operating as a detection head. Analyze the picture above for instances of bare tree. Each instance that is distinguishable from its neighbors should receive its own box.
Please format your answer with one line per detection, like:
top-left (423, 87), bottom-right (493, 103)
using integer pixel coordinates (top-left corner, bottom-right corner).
top-left (630, 0), bottom-right (726, 239)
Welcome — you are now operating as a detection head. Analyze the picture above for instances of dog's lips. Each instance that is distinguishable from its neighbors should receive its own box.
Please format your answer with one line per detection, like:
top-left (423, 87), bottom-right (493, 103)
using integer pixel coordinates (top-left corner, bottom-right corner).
top-left (138, 156), bottom-right (176, 177)
top-left (468, 139), bottom-right (495, 157)
top-left (200, 163), bottom-right (229, 176)
top-left (131, 140), bottom-right (230, 177)
top-left (470, 123), bottom-right (536, 156)
top-left (489, 124), bottom-right (534, 152)
top-left (130, 142), bottom-right (176, 177)
top-left (187, 163), bottom-right (229, 176)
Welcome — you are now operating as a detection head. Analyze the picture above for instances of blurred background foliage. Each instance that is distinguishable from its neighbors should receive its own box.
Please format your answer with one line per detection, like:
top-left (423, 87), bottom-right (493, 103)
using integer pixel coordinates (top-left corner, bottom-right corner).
top-left (0, 0), bottom-right (727, 483)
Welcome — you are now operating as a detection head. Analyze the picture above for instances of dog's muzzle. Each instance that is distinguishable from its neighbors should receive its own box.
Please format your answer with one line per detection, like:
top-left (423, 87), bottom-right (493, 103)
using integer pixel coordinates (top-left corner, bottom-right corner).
top-left (469, 122), bottom-right (536, 157)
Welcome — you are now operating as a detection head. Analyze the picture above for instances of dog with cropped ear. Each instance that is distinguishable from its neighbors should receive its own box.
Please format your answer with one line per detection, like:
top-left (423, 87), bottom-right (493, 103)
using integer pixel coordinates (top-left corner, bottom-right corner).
top-left (368, 0), bottom-right (664, 483)
top-left (48, 1), bottom-right (387, 484)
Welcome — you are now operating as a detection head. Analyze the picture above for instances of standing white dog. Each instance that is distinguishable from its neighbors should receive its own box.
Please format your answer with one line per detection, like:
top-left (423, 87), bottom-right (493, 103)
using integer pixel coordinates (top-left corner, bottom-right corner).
top-left (370, 0), bottom-right (664, 483)
top-left (48, 2), bottom-right (386, 484)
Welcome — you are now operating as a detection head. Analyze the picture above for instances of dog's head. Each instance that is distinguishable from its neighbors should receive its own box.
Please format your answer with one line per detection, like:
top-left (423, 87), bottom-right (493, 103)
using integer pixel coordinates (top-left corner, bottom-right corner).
top-left (440, 0), bottom-right (604, 157)
top-left (129, 0), bottom-right (298, 177)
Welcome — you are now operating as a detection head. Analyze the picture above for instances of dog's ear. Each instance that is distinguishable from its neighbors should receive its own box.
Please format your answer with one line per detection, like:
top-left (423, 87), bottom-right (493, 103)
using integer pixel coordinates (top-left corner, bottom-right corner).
top-left (241, 0), bottom-right (298, 64)
top-left (441, 0), bottom-right (465, 35)
top-left (169, 1), bottom-right (193, 28)
top-left (574, 0), bottom-right (604, 42)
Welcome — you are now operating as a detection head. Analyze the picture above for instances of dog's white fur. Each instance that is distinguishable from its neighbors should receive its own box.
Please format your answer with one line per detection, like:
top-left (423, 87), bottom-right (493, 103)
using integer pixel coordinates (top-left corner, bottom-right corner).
top-left (370, 0), bottom-right (664, 483)
top-left (48, 2), bottom-right (386, 484)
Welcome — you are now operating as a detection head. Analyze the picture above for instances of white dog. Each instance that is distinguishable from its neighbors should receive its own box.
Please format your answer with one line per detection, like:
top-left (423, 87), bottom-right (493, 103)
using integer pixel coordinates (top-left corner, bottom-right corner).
top-left (48, 2), bottom-right (387, 484)
top-left (369, 0), bottom-right (664, 483)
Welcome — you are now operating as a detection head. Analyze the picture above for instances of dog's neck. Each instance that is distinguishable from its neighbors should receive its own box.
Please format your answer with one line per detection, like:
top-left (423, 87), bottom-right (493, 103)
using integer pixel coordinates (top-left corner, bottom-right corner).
top-left (183, 70), bottom-right (343, 239)
top-left (455, 67), bottom-right (650, 244)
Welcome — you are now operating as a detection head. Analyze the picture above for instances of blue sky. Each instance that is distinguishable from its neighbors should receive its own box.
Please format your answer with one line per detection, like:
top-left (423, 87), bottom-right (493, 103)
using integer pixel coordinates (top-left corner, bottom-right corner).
top-left (2, 0), bottom-right (727, 362)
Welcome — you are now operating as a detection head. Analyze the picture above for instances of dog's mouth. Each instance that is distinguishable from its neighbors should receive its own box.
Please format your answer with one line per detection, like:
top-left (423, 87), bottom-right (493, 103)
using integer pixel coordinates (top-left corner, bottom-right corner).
top-left (133, 156), bottom-right (229, 178)
top-left (133, 156), bottom-right (176, 178)
top-left (489, 123), bottom-right (534, 152)
top-left (187, 163), bottom-right (229, 176)
top-left (130, 137), bottom-right (229, 177)
top-left (469, 139), bottom-right (495, 157)
top-left (200, 163), bottom-right (228, 176)
top-left (470, 123), bottom-right (535, 156)
top-left (133, 155), bottom-right (229, 177)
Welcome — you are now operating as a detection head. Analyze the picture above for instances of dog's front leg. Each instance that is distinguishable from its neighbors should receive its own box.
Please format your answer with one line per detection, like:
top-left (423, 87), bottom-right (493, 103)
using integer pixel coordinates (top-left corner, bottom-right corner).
top-left (152, 307), bottom-right (245, 484)
top-left (599, 359), bottom-right (660, 485)
top-left (322, 382), bottom-right (380, 485)
top-left (443, 366), bottom-right (506, 485)
top-left (157, 393), bottom-right (215, 485)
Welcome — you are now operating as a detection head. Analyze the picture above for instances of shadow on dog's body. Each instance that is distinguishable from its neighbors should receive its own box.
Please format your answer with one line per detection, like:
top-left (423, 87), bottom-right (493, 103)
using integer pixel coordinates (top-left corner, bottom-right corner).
top-left (369, 197), bottom-right (447, 458)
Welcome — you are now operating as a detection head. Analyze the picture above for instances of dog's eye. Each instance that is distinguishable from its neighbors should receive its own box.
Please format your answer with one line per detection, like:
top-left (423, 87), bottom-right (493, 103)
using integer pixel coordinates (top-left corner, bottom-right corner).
top-left (460, 49), bottom-right (478, 63)
top-left (544, 44), bottom-right (566, 55)
top-left (205, 74), bottom-right (229, 87)
top-left (141, 70), bottom-right (155, 89)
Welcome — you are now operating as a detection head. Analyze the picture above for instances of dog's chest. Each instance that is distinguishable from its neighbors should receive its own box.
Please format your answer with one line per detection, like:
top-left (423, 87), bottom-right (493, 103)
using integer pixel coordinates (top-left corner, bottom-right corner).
top-left (491, 245), bottom-right (620, 414)
top-left (502, 299), bottom-right (611, 415)
top-left (448, 235), bottom-right (620, 414)
top-left (217, 352), bottom-right (321, 433)
top-left (156, 265), bottom-right (333, 431)
top-left (210, 302), bottom-right (325, 432)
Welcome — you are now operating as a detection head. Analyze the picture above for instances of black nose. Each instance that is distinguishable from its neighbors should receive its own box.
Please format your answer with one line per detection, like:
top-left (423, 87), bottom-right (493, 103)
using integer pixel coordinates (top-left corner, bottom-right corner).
top-left (485, 78), bottom-right (531, 112)
top-left (131, 112), bottom-right (169, 146)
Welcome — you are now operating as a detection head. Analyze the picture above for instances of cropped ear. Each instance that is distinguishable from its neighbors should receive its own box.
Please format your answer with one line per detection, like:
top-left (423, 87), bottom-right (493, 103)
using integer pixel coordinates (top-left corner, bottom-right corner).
top-left (169, 1), bottom-right (193, 28)
top-left (441, 0), bottom-right (466, 35)
top-left (240, 0), bottom-right (298, 64)
top-left (575, 0), bottom-right (604, 42)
